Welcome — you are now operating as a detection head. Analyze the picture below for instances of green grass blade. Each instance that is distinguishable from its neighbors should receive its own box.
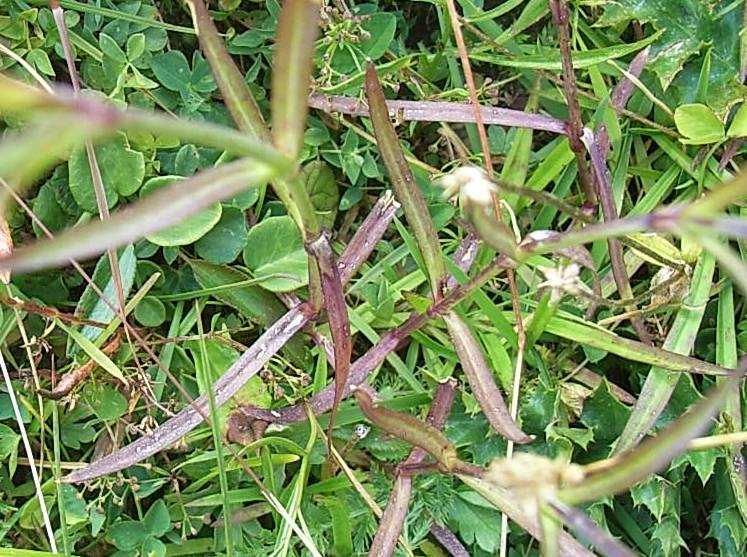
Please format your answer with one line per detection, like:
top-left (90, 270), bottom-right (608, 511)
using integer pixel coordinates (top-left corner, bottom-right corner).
top-left (195, 301), bottom-right (235, 555)
top-left (272, 0), bottom-right (320, 161)
top-left (716, 279), bottom-right (747, 521)
top-left (615, 253), bottom-right (716, 452)
top-left (56, 320), bottom-right (127, 385)
top-left (505, 311), bottom-right (726, 376)
top-left (187, 0), bottom-right (270, 141)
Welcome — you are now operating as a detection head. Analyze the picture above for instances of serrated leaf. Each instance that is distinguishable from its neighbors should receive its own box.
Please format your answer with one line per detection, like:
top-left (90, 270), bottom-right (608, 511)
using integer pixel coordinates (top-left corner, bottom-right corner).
top-left (599, 0), bottom-right (745, 111)
top-left (650, 517), bottom-right (687, 556)
top-left (630, 476), bottom-right (673, 521)
top-left (580, 379), bottom-right (631, 444)
top-left (449, 492), bottom-right (503, 553)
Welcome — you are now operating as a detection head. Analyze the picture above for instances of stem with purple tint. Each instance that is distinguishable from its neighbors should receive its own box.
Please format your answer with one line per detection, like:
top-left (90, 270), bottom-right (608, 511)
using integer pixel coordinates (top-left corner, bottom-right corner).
top-left (368, 379), bottom-right (457, 557)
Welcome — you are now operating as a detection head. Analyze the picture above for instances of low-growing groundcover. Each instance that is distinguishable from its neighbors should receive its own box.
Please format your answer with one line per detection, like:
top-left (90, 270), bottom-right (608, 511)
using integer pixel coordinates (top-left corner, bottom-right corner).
top-left (0, 0), bottom-right (747, 556)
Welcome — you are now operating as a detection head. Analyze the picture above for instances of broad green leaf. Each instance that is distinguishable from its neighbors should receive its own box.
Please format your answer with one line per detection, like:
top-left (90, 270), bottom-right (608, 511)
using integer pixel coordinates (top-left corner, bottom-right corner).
top-left (71, 245), bottom-right (136, 353)
top-left (726, 103), bottom-right (747, 137)
top-left (150, 50), bottom-right (192, 93)
top-left (142, 499), bottom-right (171, 537)
top-left (243, 215), bottom-right (308, 292)
top-left (108, 521), bottom-right (148, 550)
top-left (580, 380), bottom-right (631, 445)
top-left (81, 383), bottom-right (127, 421)
top-left (188, 260), bottom-right (308, 366)
top-left (141, 176), bottom-right (222, 246)
top-left (61, 485), bottom-right (88, 526)
top-left (0, 423), bottom-right (20, 474)
top-left (302, 161), bottom-right (339, 228)
top-left (68, 133), bottom-right (145, 212)
top-left (133, 296), bottom-right (166, 327)
top-left (449, 492), bottom-right (503, 553)
top-left (599, 0), bottom-right (745, 111)
top-left (194, 206), bottom-right (248, 264)
top-left (359, 13), bottom-right (396, 59)
top-left (674, 103), bottom-right (725, 144)
top-left (126, 33), bottom-right (146, 61)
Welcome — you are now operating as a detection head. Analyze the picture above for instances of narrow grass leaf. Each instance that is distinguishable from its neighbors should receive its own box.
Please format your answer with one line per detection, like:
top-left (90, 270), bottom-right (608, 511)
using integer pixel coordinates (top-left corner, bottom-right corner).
top-left (56, 320), bottom-right (127, 385)
top-left (526, 312), bottom-right (726, 375)
top-left (616, 253), bottom-right (715, 452)
top-left (365, 63), bottom-right (446, 296)
top-left (443, 311), bottom-right (531, 443)
top-left (187, 0), bottom-right (270, 141)
top-left (272, 0), bottom-right (320, 160)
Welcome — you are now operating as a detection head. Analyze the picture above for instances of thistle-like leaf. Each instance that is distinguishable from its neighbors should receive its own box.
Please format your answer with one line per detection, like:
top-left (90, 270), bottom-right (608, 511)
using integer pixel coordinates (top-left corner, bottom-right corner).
top-left (559, 361), bottom-right (746, 505)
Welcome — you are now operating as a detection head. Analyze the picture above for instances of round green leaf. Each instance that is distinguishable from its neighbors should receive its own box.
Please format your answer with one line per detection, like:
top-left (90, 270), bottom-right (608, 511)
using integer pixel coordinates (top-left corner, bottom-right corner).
top-left (195, 206), bottom-right (248, 264)
top-left (108, 521), bottom-right (147, 551)
top-left (141, 176), bottom-right (222, 246)
top-left (243, 215), bottom-right (308, 292)
top-left (68, 132), bottom-right (145, 212)
top-left (82, 384), bottom-right (128, 421)
top-left (134, 296), bottom-right (166, 327)
top-left (673, 103), bottom-right (725, 144)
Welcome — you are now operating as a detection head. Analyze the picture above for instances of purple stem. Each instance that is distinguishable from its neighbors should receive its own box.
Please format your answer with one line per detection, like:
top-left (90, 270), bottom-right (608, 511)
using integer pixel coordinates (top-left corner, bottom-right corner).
top-left (585, 48), bottom-right (653, 344)
top-left (308, 94), bottom-right (567, 135)
top-left (549, 0), bottom-right (596, 207)
top-left (242, 259), bottom-right (505, 423)
top-left (429, 523), bottom-right (471, 557)
top-left (64, 192), bottom-right (400, 483)
top-left (368, 379), bottom-right (457, 556)
top-left (64, 305), bottom-right (312, 483)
